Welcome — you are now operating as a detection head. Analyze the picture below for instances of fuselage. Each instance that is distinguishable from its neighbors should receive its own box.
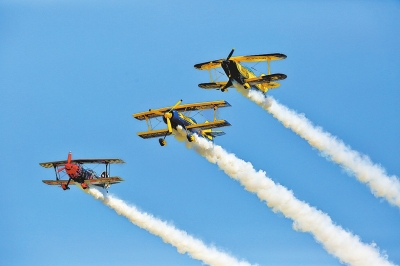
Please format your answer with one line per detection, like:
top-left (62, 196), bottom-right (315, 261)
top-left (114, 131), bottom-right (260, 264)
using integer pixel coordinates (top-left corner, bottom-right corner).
top-left (64, 164), bottom-right (96, 184)
top-left (221, 60), bottom-right (266, 91)
top-left (163, 110), bottom-right (206, 138)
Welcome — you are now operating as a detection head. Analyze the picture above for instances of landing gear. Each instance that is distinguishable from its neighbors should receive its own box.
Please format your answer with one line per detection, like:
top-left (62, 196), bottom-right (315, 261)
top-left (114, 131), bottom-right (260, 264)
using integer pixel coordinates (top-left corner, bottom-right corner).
top-left (159, 138), bottom-right (167, 146)
top-left (187, 134), bottom-right (194, 142)
top-left (81, 183), bottom-right (88, 189)
top-left (61, 184), bottom-right (70, 190)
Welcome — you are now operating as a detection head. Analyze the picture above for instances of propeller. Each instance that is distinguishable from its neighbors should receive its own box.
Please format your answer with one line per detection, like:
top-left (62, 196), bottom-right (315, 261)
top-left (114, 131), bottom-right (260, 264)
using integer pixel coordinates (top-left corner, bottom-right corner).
top-left (57, 152), bottom-right (72, 173)
top-left (226, 48), bottom-right (235, 60)
top-left (220, 48), bottom-right (235, 92)
top-left (150, 100), bottom-right (182, 133)
top-left (58, 152), bottom-right (73, 190)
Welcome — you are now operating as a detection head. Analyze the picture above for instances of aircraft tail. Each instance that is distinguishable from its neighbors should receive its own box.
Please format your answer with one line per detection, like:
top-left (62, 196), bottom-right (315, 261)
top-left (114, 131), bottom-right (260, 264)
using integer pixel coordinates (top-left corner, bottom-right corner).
top-left (202, 120), bottom-right (226, 140)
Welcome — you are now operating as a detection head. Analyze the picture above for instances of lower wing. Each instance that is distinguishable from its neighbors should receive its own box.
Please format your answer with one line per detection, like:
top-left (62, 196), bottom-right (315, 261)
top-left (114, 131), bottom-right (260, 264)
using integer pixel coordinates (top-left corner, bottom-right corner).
top-left (42, 177), bottom-right (124, 186)
top-left (137, 129), bottom-right (171, 139)
top-left (42, 180), bottom-right (76, 186)
top-left (246, 73), bottom-right (287, 85)
top-left (198, 81), bottom-right (233, 90)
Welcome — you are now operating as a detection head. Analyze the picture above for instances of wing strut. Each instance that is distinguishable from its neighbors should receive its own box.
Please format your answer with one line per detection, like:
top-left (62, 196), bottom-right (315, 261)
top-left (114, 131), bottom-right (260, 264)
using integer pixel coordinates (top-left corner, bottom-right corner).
top-left (208, 69), bottom-right (213, 82)
top-left (53, 166), bottom-right (60, 180)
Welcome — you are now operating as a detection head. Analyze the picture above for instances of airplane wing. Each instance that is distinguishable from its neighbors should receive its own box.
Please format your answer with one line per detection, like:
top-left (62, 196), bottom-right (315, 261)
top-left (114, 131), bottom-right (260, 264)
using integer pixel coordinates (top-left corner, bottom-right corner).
top-left (194, 53), bottom-right (286, 70)
top-left (231, 53), bottom-right (287, 63)
top-left (133, 100), bottom-right (231, 121)
top-left (85, 177), bottom-right (124, 185)
top-left (194, 59), bottom-right (224, 70)
top-left (245, 73), bottom-right (287, 85)
top-left (42, 177), bottom-right (124, 186)
top-left (40, 158), bottom-right (125, 168)
top-left (42, 179), bottom-right (77, 185)
top-left (198, 82), bottom-right (233, 90)
top-left (186, 120), bottom-right (231, 130)
top-left (137, 129), bottom-right (172, 139)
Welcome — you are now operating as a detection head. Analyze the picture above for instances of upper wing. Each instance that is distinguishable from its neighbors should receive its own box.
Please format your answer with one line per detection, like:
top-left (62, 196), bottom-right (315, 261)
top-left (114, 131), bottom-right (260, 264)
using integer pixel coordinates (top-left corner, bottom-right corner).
top-left (231, 53), bottom-right (287, 63)
top-left (137, 129), bottom-right (172, 139)
top-left (133, 100), bottom-right (231, 121)
top-left (42, 176), bottom-right (124, 186)
top-left (246, 73), bottom-right (287, 85)
top-left (40, 158), bottom-right (125, 168)
top-left (194, 59), bottom-right (224, 70)
top-left (194, 53), bottom-right (286, 70)
top-left (186, 120), bottom-right (231, 131)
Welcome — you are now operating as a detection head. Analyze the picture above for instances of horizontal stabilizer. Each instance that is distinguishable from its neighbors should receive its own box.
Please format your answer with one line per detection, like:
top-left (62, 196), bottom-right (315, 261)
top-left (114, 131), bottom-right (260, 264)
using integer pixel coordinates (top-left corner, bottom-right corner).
top-left (204, 131), bottom-right (226, 137)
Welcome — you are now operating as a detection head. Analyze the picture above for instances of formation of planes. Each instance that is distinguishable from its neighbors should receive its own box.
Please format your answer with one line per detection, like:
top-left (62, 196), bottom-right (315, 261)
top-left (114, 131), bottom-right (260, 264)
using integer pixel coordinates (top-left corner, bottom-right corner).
top-left (41, 49), bottom-right (287, 191)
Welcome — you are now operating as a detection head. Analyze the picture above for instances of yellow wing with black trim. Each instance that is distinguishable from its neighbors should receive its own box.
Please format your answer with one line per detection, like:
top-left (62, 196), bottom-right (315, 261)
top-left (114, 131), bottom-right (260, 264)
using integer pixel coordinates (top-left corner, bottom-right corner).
top-left (194, 59), bottom-right (224, 70)
top-left (136, 120), bottom-right (230, 139)
top-left (246, 73), bottom-right (287, 85)
top-left (137, 129), bottom-right (172, 139)
top-left (198, 82), bottom-right (232, 90)
top-left (133, 100), bottom-right (231, 121)
top-left (186, 120), bottom-right (231, 130)
top-left (194, 53), bottom-right (286, 70)
top-left (231, 53), bottom-right (287, 63)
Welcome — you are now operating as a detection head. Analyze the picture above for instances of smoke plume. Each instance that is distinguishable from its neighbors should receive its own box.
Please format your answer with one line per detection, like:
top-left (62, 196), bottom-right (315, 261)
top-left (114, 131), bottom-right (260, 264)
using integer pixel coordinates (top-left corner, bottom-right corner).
top-left (237, 88), bottom-right (400, 208)
top-left (181, 130), bottom-right (393, 266)
top-left (87, 188), bottom-right (253, 266)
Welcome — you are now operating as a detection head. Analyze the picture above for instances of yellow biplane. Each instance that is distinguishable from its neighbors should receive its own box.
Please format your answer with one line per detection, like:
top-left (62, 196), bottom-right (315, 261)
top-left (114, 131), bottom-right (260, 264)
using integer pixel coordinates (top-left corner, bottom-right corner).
top-left (194, 48), bottom-right (287, 93)
top-left (132, 100), bottom-right (231, 146)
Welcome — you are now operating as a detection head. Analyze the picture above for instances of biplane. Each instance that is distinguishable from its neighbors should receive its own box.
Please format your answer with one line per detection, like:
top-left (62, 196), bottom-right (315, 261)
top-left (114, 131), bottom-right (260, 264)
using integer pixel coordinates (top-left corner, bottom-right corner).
top-left (194, 48), bottom-right (287, 93)
top-left (132, 100), bottom-right (231, 146)
top-left (40, 152), bottom-right (125, 191)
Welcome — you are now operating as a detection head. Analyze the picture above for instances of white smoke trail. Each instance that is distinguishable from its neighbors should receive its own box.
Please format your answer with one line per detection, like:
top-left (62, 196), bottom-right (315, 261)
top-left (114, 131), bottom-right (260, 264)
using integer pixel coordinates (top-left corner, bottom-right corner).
top-left (237, 88), bottom-right (400, 208)
top-left (178, 129), bottom-right (393, 266)
top-left (87, 188), bottom-right (254, 266)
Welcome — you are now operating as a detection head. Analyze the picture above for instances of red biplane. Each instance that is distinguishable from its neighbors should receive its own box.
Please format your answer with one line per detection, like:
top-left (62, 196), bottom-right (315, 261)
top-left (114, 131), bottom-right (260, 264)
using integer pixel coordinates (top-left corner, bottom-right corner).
top-left (40, 152), bottom-right (125, 191)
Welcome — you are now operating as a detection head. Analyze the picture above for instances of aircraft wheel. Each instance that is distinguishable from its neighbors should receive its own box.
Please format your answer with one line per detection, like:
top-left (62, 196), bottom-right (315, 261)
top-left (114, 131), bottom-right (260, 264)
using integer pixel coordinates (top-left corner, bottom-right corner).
top-left (159, 138), bottom-right (167, 146)
top-left (187, 134), bottom-right (194, 142)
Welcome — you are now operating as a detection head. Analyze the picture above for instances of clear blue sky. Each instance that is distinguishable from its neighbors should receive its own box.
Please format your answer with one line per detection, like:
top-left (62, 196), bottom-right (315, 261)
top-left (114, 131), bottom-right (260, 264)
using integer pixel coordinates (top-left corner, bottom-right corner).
top-left (1, 1), bottom-right (399, 265)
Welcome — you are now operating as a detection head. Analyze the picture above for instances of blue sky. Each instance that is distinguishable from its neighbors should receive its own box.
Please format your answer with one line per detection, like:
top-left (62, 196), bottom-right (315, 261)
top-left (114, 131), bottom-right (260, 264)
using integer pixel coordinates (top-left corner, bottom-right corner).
top-left (1, 1), bottom-right (399, 265)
